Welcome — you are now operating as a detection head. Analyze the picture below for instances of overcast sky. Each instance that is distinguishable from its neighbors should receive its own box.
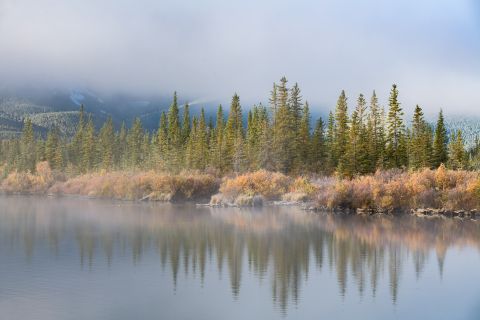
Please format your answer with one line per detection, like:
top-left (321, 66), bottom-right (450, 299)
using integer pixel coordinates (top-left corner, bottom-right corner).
top-left (0, 0), bottom-right (479, 114)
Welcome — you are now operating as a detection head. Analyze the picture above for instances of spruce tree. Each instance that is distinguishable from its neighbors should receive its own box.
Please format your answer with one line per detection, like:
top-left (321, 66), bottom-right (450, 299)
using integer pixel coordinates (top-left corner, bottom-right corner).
top-left (257, 104), bottom-right (272, 170)
top-left (45, 127), bottom-right (60, 169)
top-left (367, 91), bottom-right (385, 170)
top-left (334, 90), bottom-right (349, 174)
top-left (117, 122), bottom-right (127, 168)
top-left (246, 109), bottom-right (257, 170)
top-left (182, 103), bottom-right (191, 144)
top-left (212, 105), bottom-right (225, 172)
top-left (273, 78), bottom-right (295, 173)
top-left (289, 82), bottom-right (303, 127)
top-left (127, 118), bottom-right (143, 168)
top-left (196, 108), bottom-right (208, 170)
top-left (224, 94), bottom-right (243, 172)
top-left (156, 112), bottom-right (168, 169)
top-left (432, 109), bottom-right (448, 168)
top-left (409, 105), bottom-right (432, 169)
top-left (448, 130), bottom-right (466, 170)
top-left (70, 105), bottom-right (85, 168)
top-left (297, 101), bottom-right (311, 172)
top-left (185, 117), bottom-right (197, 169)
top-left (167, 92), bottom-right (182, 170)
top-left (325, 111), bottom-right (336, 173)
top-left (310, 117), bottom-right (326, 173)
top-left (20, 118), bottom-right (36, 172)
top-left (345, 94), bottom-right (370, 175)
top-left (385, 84), bottom-right (407, 168)
top-left (98, 117), bottom-right (115, 170)
top-left (81, 117), bottom-right (96, 172)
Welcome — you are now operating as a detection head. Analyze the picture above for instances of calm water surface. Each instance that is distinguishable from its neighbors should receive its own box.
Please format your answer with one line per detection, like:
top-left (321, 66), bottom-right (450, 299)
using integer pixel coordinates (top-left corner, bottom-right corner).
top-left (1, 195), bottom-right (480, 320)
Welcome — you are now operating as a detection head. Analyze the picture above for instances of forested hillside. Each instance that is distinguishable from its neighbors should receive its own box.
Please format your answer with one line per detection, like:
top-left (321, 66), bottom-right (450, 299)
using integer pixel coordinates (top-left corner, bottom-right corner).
top-left (0, 89), bottom-right (172, 138)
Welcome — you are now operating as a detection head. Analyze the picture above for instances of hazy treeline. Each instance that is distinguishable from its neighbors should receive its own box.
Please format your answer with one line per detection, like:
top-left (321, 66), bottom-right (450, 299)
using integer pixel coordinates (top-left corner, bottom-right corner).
top-left (0, 77), bottom-right (477, 176)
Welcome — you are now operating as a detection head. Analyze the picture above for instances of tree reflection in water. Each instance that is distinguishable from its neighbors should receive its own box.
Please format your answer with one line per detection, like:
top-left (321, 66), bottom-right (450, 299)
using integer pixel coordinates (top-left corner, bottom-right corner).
top-left (1, 196), bottom-right (479, 313)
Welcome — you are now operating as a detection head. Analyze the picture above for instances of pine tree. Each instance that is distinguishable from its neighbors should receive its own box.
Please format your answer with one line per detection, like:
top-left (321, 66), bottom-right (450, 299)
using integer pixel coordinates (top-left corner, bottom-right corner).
top-left (196, 108), bottom-right (208, 170)
top-left (269, 83), bottom-right (278, 120)
top-left (246, 109), bottom-right (257, 170)
top-left (81, 117), bottom-right (96, 172)
top-left (448, 130), bottom-right (467, 170)
top-left (45, 127), bottom-right (61, 169)
top-left (289, 82), bottom-right (303, 127)
top-left (98, 117), bottom-right (115, 170)
top-left (224, 94), bottom-right (243, 172)
top-left (345, 109), bottom-right (360, 176)
top-left (52, 133), bottom-right (64, 170)
top-left (345, 94), bottom-right (370, 176)
top-left (409, 105), bottom-right (432, 169)
top-left (310, 117), bottom-right (326, 173)
top-left (334, 90), bottom-right (349, 175)
top-left (141, 131), bottom-right (151, 168)
top-left (70, 105), bottom-right (86, 168)
top-left (182, 103), bottom-right (191, 144)
top-left (325, 111), bottom-right (336, 173)
top-left (432, 109), bottom-right (448, 168)
top-left (212, 105), bottom-right (226, 172)
top-left (273, 81), bottom-right (295, 172)
top-left (127, 118), bottom-right (143, 168)
top-left (20, 118), bottom-right (36, 172)
top-left (185, 117), bottom-right (197, 169)
top-left (385, 84), bottom-right (407, 168)
top-left (367, 91), bottom-right (385, 170)
top-left (233, 125), bottom-right (246, 173)
top-left (167, 92), bottom-right (182, 171)
top-left (297, 101), bottom-right (311, 172)
top-left (256, 105), bottom-right (272, 170)
top-left (117, 122), bottom-right (127, 168)
top-left (356, 94), bottom-right (371, 174)
top-left (156, 112), bottom-right (168, 169)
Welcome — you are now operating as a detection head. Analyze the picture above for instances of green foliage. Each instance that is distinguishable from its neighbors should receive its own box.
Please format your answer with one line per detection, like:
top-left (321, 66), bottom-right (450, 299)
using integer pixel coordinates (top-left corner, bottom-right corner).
top-left (0, 78), bottom-right (474, 177)
top-left (448, 130), bottom-right (467, 170)
top-left (334, 90), bottom-right (349, 175)
top-left (408, 105), bottom-right (433, 169)
top-left (385, 84), bottom-right (407, 168)
top-left (432, 110), bottom-right (448, 168)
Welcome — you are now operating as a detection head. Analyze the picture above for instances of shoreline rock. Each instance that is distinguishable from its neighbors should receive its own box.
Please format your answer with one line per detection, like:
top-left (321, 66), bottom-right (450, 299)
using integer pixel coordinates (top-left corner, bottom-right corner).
top-left (411, 208), bottom-right (477, 219)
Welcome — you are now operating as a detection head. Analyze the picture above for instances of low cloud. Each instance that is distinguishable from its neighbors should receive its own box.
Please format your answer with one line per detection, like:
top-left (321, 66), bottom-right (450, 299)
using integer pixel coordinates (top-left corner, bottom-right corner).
top-left (0, 0), bottom-right (479, 114)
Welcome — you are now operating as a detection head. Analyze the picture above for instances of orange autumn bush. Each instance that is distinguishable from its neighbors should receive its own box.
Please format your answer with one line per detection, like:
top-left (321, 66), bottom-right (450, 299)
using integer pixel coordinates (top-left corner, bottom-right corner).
top-left (49, 171), bottom-right (219, 201)
top-left (315, 167), bottom-right (480, 212)
top-left (1, 161), bottom-right (55, 193)
top-left (219, 170), bottom-right (292, 200)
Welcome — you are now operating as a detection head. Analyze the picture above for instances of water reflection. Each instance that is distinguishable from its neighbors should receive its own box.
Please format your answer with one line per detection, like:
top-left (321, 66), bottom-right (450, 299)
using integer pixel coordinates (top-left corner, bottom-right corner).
top-left (1, 196), bottom-right (480, 314)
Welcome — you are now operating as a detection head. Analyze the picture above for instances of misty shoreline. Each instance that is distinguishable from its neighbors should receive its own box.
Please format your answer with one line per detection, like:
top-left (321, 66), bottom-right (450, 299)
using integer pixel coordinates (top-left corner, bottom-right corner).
top-left (1, 163), bottom-right (479, 220)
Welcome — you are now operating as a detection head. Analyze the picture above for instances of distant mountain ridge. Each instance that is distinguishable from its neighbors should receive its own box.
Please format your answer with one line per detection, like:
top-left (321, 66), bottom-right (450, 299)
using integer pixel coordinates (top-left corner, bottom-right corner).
top-left (0, 89), bottom-right (174, 138)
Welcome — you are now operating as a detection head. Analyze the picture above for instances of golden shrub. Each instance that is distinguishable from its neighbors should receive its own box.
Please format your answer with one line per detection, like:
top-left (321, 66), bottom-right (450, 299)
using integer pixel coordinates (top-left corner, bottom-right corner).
top-left (48, 171), bottom-right (219, 201)
top-left (219, 170), bottom-right (292, 200)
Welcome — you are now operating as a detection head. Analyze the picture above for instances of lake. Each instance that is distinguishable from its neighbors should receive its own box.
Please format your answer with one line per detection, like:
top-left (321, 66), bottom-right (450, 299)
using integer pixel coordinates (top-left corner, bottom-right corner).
top-left (1, 195), bottom-right (480, 320)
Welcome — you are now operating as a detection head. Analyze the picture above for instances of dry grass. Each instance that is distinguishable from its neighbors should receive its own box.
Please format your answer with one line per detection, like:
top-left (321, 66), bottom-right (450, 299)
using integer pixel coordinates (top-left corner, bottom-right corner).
top-left (3, 164), bottom-right (480, 211)
top-left (220, 170), bottom-right (292, 200)
top-left (1, 162), bottom-right (56, 193)
top-left (49, 171), bottom-right (219, 201)
top-left (315, 165), bottom-right (480, 211)
top-left (217, 170), bottom-right (318, 205)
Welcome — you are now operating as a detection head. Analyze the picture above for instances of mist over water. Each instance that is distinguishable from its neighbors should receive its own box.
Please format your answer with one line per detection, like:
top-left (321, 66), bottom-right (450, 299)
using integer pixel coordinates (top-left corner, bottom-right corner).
top-left (1, 196), bottom-right (480, 319)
